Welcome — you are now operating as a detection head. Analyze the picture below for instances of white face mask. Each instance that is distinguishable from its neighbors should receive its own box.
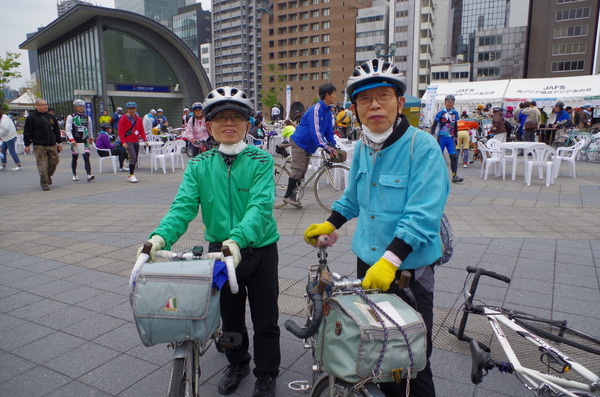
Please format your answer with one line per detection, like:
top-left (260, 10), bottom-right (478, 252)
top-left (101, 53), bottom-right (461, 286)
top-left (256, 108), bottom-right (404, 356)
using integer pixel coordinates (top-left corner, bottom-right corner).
top-left (361, 123), bottom-right (394, 144)
top-left (218, 141), bottom-right (247, 155)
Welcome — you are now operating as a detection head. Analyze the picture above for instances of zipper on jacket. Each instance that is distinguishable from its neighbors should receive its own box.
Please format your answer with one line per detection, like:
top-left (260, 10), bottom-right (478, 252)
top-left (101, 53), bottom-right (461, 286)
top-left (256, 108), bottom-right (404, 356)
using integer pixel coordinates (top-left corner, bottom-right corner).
top-left (227, 163), bottom-right (234, 231)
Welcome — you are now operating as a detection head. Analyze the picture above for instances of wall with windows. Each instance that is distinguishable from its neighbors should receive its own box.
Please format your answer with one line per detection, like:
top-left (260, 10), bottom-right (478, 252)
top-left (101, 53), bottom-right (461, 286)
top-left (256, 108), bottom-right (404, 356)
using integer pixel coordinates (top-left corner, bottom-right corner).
top-left (472, 26), bottom-right (527, 80)
top-left (527, 0), bottom-right (599, 77)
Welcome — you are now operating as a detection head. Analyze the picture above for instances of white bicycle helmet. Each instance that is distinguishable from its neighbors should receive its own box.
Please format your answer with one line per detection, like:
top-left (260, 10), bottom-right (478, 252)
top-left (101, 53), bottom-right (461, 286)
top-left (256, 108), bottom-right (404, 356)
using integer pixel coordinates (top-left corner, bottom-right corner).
top-left (203, 86), bottom-right (253, 121)
top-left (73, 99), bottom-right (85, 107)
top-left (346, 58), bottom-right (406, 101)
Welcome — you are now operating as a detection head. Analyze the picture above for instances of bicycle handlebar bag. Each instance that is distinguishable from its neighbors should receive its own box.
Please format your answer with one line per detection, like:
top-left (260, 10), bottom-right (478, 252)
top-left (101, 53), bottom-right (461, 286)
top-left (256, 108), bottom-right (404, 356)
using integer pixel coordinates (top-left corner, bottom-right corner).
top-left (130, 259), bottom-right (221, 347)
top-left (315, 293), bottom-right (427, 383)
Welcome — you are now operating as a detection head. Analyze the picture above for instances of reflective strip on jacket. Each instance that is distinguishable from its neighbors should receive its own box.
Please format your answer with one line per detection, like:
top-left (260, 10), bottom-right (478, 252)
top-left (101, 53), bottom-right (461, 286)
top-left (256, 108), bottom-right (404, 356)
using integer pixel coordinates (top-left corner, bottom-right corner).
top-left (332, 126), bottom-right (449, 269)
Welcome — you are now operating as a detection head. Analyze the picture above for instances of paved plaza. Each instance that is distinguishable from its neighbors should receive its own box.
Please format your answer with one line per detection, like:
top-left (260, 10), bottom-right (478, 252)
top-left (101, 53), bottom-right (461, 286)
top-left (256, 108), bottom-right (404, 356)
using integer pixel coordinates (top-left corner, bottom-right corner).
top-left (1, 147), bottom-right (599, 397)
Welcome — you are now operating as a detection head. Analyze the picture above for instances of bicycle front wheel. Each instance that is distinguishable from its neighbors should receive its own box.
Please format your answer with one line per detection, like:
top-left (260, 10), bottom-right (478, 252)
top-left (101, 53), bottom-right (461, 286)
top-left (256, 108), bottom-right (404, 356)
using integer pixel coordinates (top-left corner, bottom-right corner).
top-left (167, 341), bottom-right (200, 397)
top-left (314, 164), bottom-right (350, 212)
top-left (274, 163), bottom-right (290, 209)
top-left (311, 375), bottom-right (385, 397)
top-left (584, 139), bottom-right (600, 163)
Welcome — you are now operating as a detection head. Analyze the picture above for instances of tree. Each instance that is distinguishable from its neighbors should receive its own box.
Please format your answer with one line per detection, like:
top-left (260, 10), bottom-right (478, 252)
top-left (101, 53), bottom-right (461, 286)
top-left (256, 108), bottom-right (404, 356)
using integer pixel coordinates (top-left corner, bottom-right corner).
top-left (260, 64), bottom-right (286, 112)
top-left (0, 52), bottom-right (22, 112)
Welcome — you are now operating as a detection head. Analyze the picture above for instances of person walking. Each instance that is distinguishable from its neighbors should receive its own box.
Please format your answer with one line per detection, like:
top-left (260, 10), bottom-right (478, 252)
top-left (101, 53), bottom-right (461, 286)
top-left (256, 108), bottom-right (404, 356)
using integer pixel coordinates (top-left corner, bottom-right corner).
top-left (270, 105), bottom-right (280, 123)
top-left (0, 110), bottom-right (22, 171)
top-left (335, 107), bottom-right (352, 138)
top-left (65, 99), bottom-right (95, 182)
top-left (281, 83), bottom-right (338, 207)
top-left (491, 106), bottom-right (508, 142)
top-left (139, 86), bottom-right (280, 397)
top-left (431, 94), bottom-right (463, 183)
top-left (118, 102), bottom-right (148, 183)
top-left (95, 123), bottom-right (127, 171)
top-left (142, 109), bottom-right (156, 136)
top-left (182, 102), bottom-right (214, 157)
top-left (304, 58), bottom-right (449, 397)
top-left (111, 107), bottom-right (123, 133)
top-left (521, 101), bottom-right (541, 142)
top-left (23, 99), bottom-right (63, 191)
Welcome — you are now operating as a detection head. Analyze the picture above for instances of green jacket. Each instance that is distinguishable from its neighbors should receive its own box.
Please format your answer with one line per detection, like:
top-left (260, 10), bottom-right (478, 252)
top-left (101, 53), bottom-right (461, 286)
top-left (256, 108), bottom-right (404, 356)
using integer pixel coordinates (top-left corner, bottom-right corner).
top-left (151, 145), bottom-right (279, 249)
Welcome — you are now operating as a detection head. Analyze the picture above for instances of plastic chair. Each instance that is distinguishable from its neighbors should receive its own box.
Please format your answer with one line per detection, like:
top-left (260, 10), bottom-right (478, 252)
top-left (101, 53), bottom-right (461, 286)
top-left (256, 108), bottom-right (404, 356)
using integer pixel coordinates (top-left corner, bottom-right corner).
top-left (172, 139), bottom-right (186, 170)
top-left (555, 139), bottom-right (586, 178)
top-left (245, 134), bottom-right (266, 150)
top-left (524, 145), bottom-right (556, 187)
top-left (93, 143), bottom-right (118, 174)
top-left (477, 141), bottom-right (505, 180)
top-left (153, 141), bottom-right (176, 174)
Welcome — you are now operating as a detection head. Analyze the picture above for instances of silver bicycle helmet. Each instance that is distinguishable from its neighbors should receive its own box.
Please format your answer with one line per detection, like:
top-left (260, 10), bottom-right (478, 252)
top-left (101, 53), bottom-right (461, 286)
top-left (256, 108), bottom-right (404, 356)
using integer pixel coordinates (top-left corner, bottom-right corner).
top-left (191, 102), bottom-right (203, 110)
top-left (346, 58), bottom-right (407, 100)
top-left (203, 86), bottom-right (253, 121)
top-left (73, 99), bottom-right (85, 107)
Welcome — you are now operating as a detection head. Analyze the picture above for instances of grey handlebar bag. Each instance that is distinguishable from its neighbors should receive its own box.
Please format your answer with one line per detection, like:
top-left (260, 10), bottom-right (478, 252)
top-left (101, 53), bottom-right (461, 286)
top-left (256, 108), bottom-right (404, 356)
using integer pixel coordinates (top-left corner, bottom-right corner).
top-left (315, 292), bottom-right (427, 383)
top-left (130, 259), bottom-right (221, 347)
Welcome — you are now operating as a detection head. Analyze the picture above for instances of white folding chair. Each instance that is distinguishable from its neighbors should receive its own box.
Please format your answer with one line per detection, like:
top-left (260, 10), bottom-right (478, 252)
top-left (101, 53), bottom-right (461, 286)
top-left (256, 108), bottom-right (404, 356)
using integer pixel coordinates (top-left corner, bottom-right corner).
top-left (93, 143), bottom-right (118, 174)
top-left (245, 134), bottom-right (266, 150)
top-left (478, 141), bottom-right (505, 180)
top-left (173, 139), bottom-right (186, 170)
top-left (555, 139), bottom-right (586, 178)
top-left (524, 145), bottom-right (556, 187)
top-left (153, 141), bottom-right (176, 174)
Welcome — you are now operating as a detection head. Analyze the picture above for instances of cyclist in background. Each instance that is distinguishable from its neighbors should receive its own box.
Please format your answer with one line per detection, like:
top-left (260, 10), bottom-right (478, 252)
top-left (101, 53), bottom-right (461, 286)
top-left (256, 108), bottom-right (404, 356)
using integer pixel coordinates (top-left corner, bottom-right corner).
top-left (303, 58), bottom-right (449, 397)
top-left (431, 94), bottom-right (463, 183)
top-left (182, 102), bottom-right (214, 157)
top-left (65, 99), bottom-right (95, 182)
top-left (139, 86), bottom-right (280, 397)
top-left (281, 83), bottom-right (338, 207)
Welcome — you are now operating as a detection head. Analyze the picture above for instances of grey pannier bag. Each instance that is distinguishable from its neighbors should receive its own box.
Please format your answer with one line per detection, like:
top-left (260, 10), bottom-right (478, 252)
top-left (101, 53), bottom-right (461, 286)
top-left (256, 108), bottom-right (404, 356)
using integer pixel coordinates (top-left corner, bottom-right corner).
top-left (315, 292), bottom-right (427, 383)
top-left (130, 259), bottom-right (221, 347)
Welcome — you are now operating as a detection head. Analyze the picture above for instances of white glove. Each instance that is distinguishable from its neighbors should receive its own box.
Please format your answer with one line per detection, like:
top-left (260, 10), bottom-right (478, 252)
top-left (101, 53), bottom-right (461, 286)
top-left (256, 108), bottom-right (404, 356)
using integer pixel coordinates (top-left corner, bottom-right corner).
top-left (136, 235), bottom-right (166, 262)
top-left (222, 239), bottom-right (242, 268)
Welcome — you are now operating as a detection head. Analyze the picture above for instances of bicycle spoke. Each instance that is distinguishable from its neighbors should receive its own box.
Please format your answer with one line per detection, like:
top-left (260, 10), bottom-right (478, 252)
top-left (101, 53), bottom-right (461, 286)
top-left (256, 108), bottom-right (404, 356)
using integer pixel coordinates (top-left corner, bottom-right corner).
top-left (314, 165), bottom-right (349, 212)
top-left (273, 163), bottom-right (290, 209)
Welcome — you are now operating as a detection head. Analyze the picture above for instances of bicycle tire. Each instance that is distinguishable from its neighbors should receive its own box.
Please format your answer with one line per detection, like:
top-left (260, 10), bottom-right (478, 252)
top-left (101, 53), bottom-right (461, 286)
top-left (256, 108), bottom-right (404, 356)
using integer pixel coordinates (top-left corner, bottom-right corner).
top-left (584, 139), bottom-right (600, 163)
top-left (273, 163), bottom-right (291, 209)
top-left (511, 312), bottom-right (600, 356)
top-left (167, 357), bottom-right (186, 397)
top-left (311, 375), bottom-right (383, 397)
top-left (313, 164), bottom-right (350, 213)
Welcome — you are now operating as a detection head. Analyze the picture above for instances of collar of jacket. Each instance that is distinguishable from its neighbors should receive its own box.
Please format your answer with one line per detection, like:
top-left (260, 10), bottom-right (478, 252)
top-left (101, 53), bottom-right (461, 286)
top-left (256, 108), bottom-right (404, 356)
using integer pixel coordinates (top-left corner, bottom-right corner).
top-left (381, 114), bottom-right (410, 150)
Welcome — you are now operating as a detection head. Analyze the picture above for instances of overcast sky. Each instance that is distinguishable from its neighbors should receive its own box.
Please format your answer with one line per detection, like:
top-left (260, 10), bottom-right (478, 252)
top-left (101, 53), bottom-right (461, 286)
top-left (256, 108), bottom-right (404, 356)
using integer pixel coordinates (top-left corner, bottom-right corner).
top-left (0, 0), bottom-right (211, 91)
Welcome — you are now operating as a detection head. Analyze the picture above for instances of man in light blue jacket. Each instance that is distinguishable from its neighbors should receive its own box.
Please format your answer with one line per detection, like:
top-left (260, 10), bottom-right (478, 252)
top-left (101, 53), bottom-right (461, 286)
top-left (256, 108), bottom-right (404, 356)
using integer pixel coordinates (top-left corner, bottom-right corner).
top-left (304, 59), bottom-right (449, 397)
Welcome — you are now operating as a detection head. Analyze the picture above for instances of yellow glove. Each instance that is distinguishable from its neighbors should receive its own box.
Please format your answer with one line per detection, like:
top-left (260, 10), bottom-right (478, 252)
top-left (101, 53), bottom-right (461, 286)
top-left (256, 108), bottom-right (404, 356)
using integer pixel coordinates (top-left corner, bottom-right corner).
top-left (222, 239), bottom-right (242, 268)
top-left (136, 235), bottom-right (165, 261)
top-left (303, 221), bottom-right (336, 246)
top-left (361, 257), bottom-right (398, 292)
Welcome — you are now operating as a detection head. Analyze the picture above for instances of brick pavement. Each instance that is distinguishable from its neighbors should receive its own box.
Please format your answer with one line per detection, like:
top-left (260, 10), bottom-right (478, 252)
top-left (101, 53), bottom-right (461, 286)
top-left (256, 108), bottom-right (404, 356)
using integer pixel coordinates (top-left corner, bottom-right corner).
top-left (0, 147), bottom-right (599, 396)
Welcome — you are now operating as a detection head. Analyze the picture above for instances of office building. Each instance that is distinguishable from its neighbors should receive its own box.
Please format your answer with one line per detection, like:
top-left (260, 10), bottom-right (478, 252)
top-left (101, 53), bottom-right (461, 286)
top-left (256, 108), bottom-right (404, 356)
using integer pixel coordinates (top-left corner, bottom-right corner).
top-left (115, 0), bottom-right (186, 29)
top-left (212, 0), bottom-right (264, 107)
top-left (57, 0), bottom-right (93, 16)
top-left (260, 0), bottom-right (371, 114)
top-left (527, 0), bottom-right (600, 77)
top-left (20, 5), bottom-right (211, 123)
top-left (173, 2), bottom-right (212, 72)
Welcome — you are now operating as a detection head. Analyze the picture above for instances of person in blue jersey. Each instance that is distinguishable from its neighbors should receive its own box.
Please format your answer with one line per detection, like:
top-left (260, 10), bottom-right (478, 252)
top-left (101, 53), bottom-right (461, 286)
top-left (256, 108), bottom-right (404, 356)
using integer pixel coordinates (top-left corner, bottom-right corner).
top-left (281, 83), bottom-right (339, 207)
top-left (431, 94), bottom-right (463, 183)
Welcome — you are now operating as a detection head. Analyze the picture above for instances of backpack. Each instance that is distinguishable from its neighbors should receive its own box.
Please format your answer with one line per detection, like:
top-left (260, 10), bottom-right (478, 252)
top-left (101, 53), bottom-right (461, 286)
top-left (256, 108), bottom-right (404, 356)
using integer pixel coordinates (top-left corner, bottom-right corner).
top-left (410, 130), bottom-right (454, 264)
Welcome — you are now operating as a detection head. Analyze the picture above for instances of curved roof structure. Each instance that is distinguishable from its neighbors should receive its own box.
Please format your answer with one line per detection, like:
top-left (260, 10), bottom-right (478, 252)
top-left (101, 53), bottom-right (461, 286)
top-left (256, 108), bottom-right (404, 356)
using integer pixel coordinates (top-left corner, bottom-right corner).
top-left (20, 4), bottom-right (211, 109)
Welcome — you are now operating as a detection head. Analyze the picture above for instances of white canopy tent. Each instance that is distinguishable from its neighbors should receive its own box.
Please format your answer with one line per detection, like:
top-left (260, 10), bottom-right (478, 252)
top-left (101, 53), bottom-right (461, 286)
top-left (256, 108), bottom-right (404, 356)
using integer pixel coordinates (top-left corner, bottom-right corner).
top-left (421, 75), bottom-right (600, 126)
top-left (422, 80), bottom-right (510, 126)
top-left (502, 75), bottom-right (600, 112)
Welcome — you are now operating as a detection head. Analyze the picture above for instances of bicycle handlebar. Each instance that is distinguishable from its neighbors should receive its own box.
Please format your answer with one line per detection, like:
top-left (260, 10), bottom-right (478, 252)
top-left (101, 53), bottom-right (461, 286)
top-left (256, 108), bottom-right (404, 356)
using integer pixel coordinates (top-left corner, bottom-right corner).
top-left (284, 291), bottom-right (324, 339)
top-left (466, 266), bottom-right (511, 284)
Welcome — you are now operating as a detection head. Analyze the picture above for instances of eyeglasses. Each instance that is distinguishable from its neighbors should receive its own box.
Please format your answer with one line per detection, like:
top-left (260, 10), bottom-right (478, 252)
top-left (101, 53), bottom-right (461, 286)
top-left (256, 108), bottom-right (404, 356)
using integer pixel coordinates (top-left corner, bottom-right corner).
top-left (355, 92), bottom-right (395, 108)
top-left (211, 113), bottom-right (247, 123)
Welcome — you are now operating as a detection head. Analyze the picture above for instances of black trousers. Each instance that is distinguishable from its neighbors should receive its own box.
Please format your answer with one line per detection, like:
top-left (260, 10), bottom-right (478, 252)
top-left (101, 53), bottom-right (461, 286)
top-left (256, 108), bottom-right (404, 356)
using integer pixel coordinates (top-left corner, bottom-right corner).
top-left (357, 259), bottom-right (436, 397)
top-left (217, 242), bottom-right (281, 378)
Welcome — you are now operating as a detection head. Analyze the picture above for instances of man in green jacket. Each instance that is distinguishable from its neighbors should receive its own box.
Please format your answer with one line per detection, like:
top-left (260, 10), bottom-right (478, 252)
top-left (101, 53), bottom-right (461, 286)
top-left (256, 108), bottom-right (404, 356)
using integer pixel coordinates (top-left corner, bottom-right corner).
top-left (141, 87), bottom-right (280, 397)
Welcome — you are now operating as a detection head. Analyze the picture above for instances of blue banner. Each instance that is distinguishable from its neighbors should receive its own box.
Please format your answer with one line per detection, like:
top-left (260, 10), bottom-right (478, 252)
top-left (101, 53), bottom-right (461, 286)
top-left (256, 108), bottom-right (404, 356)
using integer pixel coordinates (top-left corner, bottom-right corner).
top-left (116, 85), bottom-right (169, 93)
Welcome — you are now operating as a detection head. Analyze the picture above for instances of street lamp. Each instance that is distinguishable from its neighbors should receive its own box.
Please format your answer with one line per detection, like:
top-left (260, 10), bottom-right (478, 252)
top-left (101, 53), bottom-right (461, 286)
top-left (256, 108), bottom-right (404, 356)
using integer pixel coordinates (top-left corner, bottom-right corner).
top-left (374, 42), bottom-right (397, 61)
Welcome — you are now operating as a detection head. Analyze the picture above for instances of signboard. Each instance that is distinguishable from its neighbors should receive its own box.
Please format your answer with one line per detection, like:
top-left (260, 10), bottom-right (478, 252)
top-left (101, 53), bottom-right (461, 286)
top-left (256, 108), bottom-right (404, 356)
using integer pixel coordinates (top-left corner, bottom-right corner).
top-left (85, 102), bottom-right (93, 119)
top-left (116, 85), bottom-right (169, 93)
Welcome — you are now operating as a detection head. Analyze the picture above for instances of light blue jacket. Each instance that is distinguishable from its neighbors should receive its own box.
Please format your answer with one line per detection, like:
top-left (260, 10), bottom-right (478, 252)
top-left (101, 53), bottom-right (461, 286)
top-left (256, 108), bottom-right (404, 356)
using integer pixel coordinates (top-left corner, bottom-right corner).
top-left (332, 126), bottom-right (449, 269)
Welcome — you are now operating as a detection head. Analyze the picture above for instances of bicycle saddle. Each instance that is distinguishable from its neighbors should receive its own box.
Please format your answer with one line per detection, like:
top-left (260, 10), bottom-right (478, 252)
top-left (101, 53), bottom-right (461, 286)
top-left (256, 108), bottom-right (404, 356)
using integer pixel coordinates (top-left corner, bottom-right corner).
top-left (470, 339), bottom-right (493, 384)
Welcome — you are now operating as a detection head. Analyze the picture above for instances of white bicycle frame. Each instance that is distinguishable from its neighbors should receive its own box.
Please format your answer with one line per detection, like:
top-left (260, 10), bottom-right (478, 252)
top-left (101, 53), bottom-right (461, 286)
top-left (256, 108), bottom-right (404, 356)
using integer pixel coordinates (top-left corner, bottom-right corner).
top-left (483, 306), bottom-right (600, 397)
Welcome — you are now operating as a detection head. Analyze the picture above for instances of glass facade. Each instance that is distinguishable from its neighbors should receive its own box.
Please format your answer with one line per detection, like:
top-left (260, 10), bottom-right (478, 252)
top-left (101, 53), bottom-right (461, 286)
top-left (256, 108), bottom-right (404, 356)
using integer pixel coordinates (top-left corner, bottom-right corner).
top-left (115, 0), bottom-right (185, 28)
top-left (103, 29), bottom-right (177, 86)
top-left (173, 9), bottom-right (199, 57)
top-left (458, 0), bottom-right (509, 62)
top-left (38, 25), bottom-right (101, 116)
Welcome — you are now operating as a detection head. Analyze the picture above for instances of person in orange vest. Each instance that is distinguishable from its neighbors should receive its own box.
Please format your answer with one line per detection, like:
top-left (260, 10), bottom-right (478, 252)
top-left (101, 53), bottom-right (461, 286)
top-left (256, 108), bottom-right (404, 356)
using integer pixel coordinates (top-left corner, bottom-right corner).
top-left (457, 119), bottom-right (478, 167)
